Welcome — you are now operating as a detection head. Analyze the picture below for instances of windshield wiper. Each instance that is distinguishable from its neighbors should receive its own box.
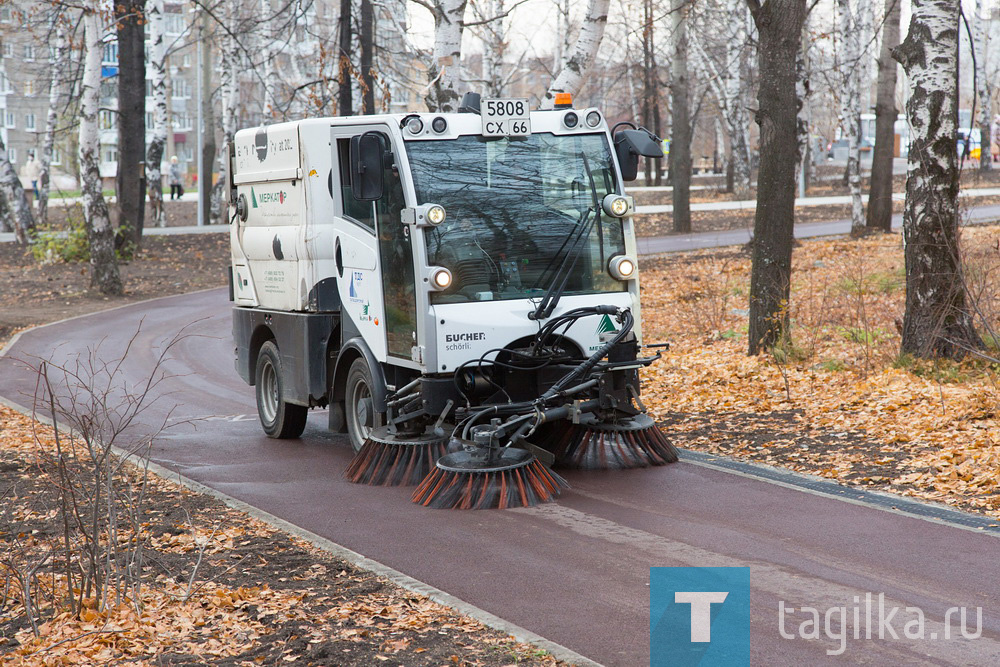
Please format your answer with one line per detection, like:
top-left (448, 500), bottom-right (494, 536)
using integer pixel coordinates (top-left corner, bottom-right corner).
top-left (529, 154), bottom-right (608, 321)
top-left (529, 206), bottom-right (597, 320)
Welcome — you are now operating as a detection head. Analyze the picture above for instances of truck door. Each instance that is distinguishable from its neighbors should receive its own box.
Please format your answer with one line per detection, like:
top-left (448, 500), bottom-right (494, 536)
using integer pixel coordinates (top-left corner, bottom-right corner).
top-left (374, 157), bottom-right (418, 360)
top-left (331, 126), bottom-right (417, 365)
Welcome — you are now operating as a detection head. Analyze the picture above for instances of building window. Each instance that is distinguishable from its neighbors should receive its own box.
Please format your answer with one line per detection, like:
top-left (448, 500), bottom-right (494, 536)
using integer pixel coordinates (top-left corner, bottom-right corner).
top-left (145, 111), bottom-right (154, 128)
top-left (8, 147), bottom-right (16, 163)
top-left (173, 112), bottom-right (192, 130)
top-left (171, 78), bottom-right (190, 99)
top-left (145, 79), bottom-right (152, 97)
top-left (25, 113), bottom-right (35, 130)
top-left (5, 111), bottom-right (14, 129)
top-left (164, 13), bottom-right (185, 35)
top-left (0, 6), bottom-right (11, 22)
top-left (102, 42), bottom-right (118, 66)
top-left (23, 80), bottom-right (34, 96)
top-left (103, 147), bottom-right (118, 163)
top-left (182, 54), bottom-right (191, 68)
top-left (99, 110), bottom-right (116, 130)
top-left (51, 147), bottom-right (62, 165)
top-left (24, 44), bottom-right (34, 61)
top-left (48, 45), bottom-right (57, 62)
top-left (2, 44), bottom-right (12, 58)
top-left (0, 72), bottom-right (9, 93)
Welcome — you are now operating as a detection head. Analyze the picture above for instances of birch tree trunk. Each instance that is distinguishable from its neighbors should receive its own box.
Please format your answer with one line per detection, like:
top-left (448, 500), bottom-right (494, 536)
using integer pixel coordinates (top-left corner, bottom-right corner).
top-left (974, 0), bottom-right (993, 172)
top-left (0, 132), bottom-right (34, 243)
top-left (892, 0), bottom-right (980, 359)
top-left (796, 15), bottom-right (811, 193)
top-left (641, 0), bottom-right (658, 184)
top-left (426, 0), bottom-right (468, 113)
top-left (728, 5), bottom-right (752, 198)
top-left (839, 0), bottom-right (864, 234)
top-left (480, 0), bottom-right (508, 96)
top-left (260, 0), bottom-right (279, 117)
top-left (80, 6), bottom-right (123, 295)
top-left (39, 14), bottom-right (68, 227)
top-left (746, 0), bottom-right (807, 355)
top-left (865, 0), bottom-right (900, 232)
top-left (541, 0), bottom-right (610, 109)
top-left (213, 3), bottom-right (240, 224)
top-left (670, 0), bottom-right (691, 232)
top-left (146, 0), bottom-right (167, 226)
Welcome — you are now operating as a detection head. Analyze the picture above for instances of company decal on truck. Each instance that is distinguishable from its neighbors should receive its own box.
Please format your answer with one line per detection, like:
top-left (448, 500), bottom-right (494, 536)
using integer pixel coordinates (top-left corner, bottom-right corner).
top-left (348, 271), bottom-right (365, 303)
top-left (445, 332), bottom-right (486, 352)
top-left (262, 269), bottom-right (286, 295)
top-left (247, 185), bottom-right (295, 221)
top-left (588, 314), bottom-right (620, 352)
top-left (250, 187), bottom-right (287, 206)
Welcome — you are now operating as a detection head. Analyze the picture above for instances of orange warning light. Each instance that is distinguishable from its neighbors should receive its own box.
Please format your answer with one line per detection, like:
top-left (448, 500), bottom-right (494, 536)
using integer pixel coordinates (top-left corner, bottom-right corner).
top-left (554, 93), bottom-right (573, 108)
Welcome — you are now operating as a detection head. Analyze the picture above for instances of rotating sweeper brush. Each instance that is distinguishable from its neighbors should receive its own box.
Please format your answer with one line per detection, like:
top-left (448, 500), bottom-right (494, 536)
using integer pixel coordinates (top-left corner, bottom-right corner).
top-left (546, 413), bottom-right (679, 469)
top-left (412, 424), bottom-right (568, 509)
top-left (344, 427), bottom-right (449, 486)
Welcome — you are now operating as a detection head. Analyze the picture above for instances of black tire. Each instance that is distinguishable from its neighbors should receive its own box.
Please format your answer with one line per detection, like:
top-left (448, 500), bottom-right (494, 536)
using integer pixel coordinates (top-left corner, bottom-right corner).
top-left (345, 357), bottom-right (384, 452)
top-left (255, 340), bottom-right (308, 439)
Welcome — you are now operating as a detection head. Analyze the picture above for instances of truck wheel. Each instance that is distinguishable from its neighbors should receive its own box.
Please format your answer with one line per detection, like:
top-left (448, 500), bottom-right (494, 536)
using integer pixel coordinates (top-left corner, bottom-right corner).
top-left (345, 357), bottom-right (383, 452)
top-left (255, 341), bottom-right (308, 439)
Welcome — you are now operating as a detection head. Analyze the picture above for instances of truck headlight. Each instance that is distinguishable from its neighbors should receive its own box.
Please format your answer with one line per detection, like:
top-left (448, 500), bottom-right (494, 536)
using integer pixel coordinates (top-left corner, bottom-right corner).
top-left (602, 193), bottom-right (632, 218)
top-left (426, 205), bottom-right (446, 225)
top-left (586, 110), bottom-right (602, 128)
top-left (608, 255), bottom-right (636, 281)
top-left (428, 267), bottom-right (453, 290)
top-left (404, 116), bottom-right (424, 134)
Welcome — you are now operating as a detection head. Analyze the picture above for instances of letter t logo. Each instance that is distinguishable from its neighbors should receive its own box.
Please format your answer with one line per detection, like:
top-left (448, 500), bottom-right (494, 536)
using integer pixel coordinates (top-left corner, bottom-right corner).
top-left (675, 592), bottom-right (729, 642)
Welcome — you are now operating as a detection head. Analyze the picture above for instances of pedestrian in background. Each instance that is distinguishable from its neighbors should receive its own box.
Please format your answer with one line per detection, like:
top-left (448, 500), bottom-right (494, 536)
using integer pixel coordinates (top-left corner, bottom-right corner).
top-left (169, 156), bottom-right (184, 200)
top-left (20, 152), bottom-right (41, 204)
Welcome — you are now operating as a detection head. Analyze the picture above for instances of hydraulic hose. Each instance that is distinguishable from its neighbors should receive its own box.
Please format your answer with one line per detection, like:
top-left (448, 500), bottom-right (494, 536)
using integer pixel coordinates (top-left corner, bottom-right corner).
top-left (536, 308), bottom-right (634, 404)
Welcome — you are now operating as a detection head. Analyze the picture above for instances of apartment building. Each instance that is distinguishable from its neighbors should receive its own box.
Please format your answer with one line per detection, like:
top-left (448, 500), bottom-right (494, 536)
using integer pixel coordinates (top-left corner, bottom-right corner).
top-left (1, 0), bottom-right (437, 194)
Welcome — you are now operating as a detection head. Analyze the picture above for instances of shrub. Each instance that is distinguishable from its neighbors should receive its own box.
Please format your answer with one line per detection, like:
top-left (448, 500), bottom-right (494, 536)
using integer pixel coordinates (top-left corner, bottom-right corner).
top-left (30, 214), bottom-right (89, 264)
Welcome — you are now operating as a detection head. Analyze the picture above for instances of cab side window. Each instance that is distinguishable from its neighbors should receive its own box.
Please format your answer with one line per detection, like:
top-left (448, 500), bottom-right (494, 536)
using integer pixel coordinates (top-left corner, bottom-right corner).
top-left (337, 137), bottom-right (375, 230)
top-left (376, 153), bottom-right (416, 358)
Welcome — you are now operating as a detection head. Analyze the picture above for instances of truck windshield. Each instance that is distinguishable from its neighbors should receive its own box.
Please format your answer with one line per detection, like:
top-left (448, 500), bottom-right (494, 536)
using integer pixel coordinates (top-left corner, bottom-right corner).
top-left (405, 132), bottom-right (626, 305)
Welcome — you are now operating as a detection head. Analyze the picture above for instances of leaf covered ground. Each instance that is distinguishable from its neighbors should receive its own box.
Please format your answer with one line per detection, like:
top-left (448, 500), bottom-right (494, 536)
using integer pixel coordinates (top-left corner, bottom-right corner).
top-left (0, 404), bottom-right (563, 666)
top-left (4, 218), bottom-right (1000, 661)
top-left (639, 223), bottom-right (1000, 519)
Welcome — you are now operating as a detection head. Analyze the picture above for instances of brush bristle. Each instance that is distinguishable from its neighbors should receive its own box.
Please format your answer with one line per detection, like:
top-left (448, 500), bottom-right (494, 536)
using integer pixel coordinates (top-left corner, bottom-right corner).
top-left (345, 437), bottom-right (449, 486)
top-left (552, 417), bottom-right (679, 469)
top-left (412, 459), bottom-right (568, 509)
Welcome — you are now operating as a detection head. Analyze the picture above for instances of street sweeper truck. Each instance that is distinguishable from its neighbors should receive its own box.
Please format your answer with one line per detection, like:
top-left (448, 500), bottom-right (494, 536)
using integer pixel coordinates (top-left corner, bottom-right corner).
top-left (228, 92), bottom-right (675, 509)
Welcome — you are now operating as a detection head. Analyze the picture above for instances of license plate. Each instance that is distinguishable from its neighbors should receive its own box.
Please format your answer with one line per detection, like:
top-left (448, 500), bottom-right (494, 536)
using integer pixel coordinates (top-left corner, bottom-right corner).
top-left (481, 98), bottom-right (531, 138)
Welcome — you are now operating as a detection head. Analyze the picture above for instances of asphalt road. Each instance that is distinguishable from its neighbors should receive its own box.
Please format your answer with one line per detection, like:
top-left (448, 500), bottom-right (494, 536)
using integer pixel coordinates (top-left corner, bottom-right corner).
top-left (636, 204), bottom-right (1000, 255)
top-left (2, 289), bottom-right (999, 665)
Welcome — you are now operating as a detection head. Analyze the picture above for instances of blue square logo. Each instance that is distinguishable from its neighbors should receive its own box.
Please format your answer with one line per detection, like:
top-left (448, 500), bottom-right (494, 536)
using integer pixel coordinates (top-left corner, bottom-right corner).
top-left (650, 567), bottom-right (750, 666)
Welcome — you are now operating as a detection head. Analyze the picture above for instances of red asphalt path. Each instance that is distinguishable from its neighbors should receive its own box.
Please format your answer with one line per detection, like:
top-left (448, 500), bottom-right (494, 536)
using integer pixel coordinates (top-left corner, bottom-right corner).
top-left (1, 289), bottom-right (998, 665)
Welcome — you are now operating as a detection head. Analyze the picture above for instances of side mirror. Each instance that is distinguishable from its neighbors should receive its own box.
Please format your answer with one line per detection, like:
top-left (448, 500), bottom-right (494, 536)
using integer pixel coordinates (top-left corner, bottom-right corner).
top-left (350, 133), bottom-right (386, 201)
top-left (614, 128), bottom-right (663, 182)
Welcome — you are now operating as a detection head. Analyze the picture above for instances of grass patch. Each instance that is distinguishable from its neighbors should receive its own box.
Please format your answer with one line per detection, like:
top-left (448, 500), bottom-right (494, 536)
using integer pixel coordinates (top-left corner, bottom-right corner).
top-left (834, 267), bottom-right (905, 295)
top-left (816, 359), bottom-right (848, 372)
